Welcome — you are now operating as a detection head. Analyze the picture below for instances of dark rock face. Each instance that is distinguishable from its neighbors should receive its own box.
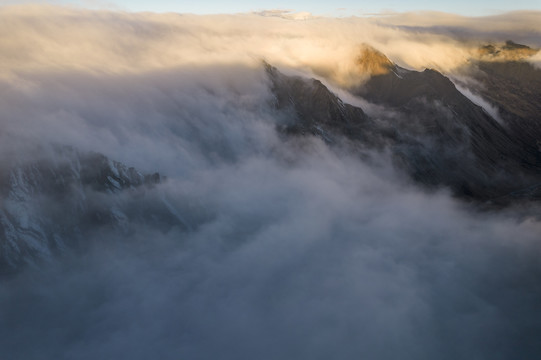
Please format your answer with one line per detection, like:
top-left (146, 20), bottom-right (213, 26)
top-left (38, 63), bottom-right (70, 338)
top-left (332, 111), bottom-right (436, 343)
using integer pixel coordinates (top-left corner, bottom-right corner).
top-left (0, 148), bottom-right (183, 273)
top-left (469, 60), bottom-right (541, 168)
top-left (357, 63), bottom-right (535, 197)
top-left (266, 63), bottom-right (371, 144)
top-left (266, 56), bottom-right (541, 203)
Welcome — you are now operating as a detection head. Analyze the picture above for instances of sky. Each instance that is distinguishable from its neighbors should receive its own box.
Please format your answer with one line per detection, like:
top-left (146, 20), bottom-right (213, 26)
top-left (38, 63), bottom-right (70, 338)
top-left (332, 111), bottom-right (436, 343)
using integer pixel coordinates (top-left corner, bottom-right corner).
top-left (3, 0), bottom-right (541, 16)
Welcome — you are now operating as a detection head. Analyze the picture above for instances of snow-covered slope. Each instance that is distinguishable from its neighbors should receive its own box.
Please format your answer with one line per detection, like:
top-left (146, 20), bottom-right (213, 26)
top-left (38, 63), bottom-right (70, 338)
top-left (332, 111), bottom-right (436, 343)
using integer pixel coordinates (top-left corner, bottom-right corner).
top-left (0, 147), bottom-right (184, 273)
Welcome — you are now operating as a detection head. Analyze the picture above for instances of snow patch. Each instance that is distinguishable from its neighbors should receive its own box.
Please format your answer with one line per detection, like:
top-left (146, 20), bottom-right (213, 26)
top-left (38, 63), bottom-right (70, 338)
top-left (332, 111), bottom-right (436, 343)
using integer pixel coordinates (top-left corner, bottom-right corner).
top-left (454, 84), bottom-right (504, 124)
top-left (107, 176), bottom-right (121, 190)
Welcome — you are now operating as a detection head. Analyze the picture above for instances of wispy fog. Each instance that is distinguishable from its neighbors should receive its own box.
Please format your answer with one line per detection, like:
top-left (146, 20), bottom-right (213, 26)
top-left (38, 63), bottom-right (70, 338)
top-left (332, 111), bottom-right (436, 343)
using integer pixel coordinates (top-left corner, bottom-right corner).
top-left (1, 5), bottom-right (540, 359)
top-left (0, 65), bottom-right (277, 173)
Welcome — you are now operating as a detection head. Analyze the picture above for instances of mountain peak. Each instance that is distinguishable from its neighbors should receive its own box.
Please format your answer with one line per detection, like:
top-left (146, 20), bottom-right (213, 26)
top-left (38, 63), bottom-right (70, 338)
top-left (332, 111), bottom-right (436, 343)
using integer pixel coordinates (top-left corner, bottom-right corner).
top-left (356, 45), bottom-right (395, 76)
top-left (478, 41), bottom-right (538, 61)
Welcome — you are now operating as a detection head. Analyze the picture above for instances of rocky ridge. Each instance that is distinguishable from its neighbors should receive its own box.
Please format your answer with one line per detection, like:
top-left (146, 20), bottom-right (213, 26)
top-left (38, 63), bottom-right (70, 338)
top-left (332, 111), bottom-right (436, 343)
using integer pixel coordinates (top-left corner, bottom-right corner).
top-left (0, 148), bottom-right (185, 273)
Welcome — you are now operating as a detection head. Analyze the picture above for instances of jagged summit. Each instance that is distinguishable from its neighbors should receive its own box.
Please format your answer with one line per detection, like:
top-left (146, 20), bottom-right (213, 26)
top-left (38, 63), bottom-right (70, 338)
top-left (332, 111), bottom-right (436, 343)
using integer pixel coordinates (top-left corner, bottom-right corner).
top-left (356, 45), bottom-right (396, 76)
top-left (478, 40), bottom-right (538, 61)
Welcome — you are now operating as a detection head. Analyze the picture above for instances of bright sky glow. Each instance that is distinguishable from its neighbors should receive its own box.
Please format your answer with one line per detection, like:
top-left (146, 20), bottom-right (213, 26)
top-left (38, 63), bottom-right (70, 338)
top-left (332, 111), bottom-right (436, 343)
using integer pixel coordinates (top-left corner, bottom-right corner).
top-left (4, 0), bottom-right (541, 16)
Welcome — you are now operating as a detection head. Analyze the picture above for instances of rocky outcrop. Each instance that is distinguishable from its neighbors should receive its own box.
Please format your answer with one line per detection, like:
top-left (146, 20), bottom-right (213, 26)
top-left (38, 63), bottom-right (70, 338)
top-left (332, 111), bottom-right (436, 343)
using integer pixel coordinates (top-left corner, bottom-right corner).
top-left (0, 148), bottom-right (184, 273)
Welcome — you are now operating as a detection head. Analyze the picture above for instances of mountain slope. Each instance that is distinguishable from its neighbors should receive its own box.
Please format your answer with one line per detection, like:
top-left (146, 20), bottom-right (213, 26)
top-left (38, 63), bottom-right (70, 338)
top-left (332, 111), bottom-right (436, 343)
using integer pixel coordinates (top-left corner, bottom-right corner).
top-left (0, 147), bottom-right (185, 273)
top-left (267, 50), bottom-right (541, 202)
top-left (266, 63), bottom-right (372, 144)
top-left (463, 43), bottom-right (541, 170)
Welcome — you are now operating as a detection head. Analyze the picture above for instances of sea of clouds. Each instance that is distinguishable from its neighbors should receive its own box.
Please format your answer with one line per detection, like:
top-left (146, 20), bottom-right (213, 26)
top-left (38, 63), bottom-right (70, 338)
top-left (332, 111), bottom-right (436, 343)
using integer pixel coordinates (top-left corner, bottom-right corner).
top-left (1, 5), bottom-right (540, 359)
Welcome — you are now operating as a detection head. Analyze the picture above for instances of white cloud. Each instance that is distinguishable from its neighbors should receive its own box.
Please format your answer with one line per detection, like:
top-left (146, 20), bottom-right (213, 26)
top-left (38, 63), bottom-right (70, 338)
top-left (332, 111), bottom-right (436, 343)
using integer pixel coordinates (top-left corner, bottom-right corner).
top-left (1, 5), bottom-right (539, 87)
